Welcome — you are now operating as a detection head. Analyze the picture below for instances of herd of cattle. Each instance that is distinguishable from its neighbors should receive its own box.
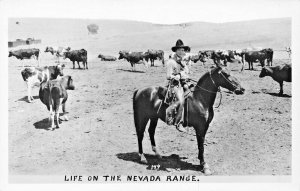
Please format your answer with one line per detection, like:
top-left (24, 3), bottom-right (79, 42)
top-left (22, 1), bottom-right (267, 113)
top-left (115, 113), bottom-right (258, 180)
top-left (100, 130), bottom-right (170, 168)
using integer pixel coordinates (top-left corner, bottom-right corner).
top-left (8, 45), bottom-right (292, 130)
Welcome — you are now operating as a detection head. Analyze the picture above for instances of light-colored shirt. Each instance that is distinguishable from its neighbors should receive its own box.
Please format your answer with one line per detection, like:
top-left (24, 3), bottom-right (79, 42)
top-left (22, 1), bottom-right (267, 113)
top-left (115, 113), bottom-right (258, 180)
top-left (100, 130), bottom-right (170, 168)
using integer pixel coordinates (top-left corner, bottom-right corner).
top-left (166, 54), bottom-right (189, 80)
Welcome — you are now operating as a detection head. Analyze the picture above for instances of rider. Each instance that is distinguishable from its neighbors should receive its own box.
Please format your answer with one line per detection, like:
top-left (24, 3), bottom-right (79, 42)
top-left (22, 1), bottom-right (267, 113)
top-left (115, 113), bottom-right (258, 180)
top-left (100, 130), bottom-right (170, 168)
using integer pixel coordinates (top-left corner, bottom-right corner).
top-left (166, 39), bottom-right (190, 133)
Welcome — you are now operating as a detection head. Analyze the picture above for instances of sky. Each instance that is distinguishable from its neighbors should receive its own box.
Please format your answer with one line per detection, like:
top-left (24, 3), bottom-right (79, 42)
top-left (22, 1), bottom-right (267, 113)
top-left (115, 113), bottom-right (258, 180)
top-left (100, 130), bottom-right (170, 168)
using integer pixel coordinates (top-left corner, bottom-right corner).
top-left (1, 0), bottom-right (298, 24)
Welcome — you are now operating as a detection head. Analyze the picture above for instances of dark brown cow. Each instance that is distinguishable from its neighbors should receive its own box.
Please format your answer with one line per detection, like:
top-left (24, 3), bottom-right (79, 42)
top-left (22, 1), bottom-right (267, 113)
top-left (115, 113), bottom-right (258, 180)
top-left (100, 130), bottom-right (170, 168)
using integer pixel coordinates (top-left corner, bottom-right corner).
top-left (259, 64), bottom-right (291, 95)
top-left (63, 49), bottom-right (88, 69)
top-left (118, 51), bottom-right (148, 71)
top-left (241, 48), bottom-right (273, 71)
top-left (39, 75), bottom-right (75, 130)
top-left (144, 49), bottom-right (165, 67)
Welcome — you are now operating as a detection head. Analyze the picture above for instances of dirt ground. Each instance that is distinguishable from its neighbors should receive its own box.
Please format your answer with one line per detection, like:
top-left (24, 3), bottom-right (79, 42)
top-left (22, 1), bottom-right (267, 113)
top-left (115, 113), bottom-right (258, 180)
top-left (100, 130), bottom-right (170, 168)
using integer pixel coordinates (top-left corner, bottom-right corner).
top-left (8, 54), bottom-right (291, 177)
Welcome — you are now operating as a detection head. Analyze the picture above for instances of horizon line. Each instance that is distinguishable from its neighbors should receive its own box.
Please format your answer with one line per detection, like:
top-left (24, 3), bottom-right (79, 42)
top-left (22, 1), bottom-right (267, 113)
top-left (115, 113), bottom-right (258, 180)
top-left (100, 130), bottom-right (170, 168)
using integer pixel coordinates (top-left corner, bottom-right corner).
top-left (8, 16), bottom-right (292, 25)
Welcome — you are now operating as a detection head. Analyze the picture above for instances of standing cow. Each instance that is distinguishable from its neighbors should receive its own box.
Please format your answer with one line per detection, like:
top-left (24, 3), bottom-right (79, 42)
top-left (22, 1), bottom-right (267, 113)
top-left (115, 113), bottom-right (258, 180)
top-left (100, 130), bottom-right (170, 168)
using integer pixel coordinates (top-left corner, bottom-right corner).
top-left (259, 64), bottom-right (291, 95)
top-left (241, 48), bottom-right (273, 71)
top-left (63, 49), bottom-right (88, 69)
top-left (39, 75), bottom-right (75, 130)
top-left (144, 49), bottom-right (165, 67)
top-left (118, 51), bottom-right (148, 71)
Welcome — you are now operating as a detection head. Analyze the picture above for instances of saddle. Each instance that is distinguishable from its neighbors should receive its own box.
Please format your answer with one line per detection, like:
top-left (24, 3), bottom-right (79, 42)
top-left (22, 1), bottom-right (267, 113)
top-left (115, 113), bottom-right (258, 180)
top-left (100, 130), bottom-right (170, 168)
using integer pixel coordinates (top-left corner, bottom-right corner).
top-left (157, 82), bottom-right (194, 127)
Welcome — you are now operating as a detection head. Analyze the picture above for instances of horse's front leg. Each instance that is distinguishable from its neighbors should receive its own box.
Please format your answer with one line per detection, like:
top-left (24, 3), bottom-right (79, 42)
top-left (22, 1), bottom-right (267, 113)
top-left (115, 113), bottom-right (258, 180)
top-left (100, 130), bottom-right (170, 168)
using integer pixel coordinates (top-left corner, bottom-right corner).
top-left (196, 133), bottom-right (212, 175)
top-left (148, 118), bottom-right (161, 158)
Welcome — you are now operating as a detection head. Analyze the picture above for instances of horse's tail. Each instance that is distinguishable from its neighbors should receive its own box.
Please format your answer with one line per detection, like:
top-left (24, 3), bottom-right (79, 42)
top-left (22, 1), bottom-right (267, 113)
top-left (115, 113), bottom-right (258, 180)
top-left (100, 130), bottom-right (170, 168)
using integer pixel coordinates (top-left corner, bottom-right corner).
top-left (133, 89), bottom-right (139, 130)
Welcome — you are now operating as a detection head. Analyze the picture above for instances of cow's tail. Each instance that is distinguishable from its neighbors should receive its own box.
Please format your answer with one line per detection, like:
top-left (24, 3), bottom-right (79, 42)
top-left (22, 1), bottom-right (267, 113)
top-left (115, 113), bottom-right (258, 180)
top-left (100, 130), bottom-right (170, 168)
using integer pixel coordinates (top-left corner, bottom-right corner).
top-left (133, 89), bottom-right (139, 130)
top-left (36, 49), bottom-right (40, 60)
top-left (161, 53), bottom-right (165, 66)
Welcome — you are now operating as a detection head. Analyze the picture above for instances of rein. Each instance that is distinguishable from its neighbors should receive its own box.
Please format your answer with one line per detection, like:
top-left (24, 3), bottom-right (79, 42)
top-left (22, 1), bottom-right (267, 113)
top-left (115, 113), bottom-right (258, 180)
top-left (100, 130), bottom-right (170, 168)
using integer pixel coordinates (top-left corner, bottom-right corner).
top-left (188, 76), bottom-right (222, 108)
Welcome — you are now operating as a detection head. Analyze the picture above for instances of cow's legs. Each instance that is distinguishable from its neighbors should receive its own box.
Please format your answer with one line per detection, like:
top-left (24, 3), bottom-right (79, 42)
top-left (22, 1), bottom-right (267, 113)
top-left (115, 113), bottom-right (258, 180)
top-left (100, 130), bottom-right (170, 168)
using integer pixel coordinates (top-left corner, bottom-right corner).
top-left (144, 60), bottom-right (148, 70)
top-left (55, 110), bottom-right (60, 128)
top-left (77, 61), bottom-right (81, 69)
top-left (27, 84), bottom-right (33, 102)
top-left (36, 56), bottom-right (40, 67)
top-left (85, 61), bottom-right (88, 69)
top-left (148, 118), bottom-right (161, 158)
top-left (49, 107), bottom-right (55, 130)
top-left (72, 61), bottom-right (75, 69)
top-left (279, 81), bottom-right (284, 95)
top-left (62, 103), bottom-right (69, 121)
top-left (130, 62), bottom-right (134, 71)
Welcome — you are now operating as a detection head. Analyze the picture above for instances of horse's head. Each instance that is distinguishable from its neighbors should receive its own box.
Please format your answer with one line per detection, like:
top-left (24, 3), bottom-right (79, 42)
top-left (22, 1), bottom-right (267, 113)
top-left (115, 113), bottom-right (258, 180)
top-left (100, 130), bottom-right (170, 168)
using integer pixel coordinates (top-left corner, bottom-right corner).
top-left (211, 66), bottom-right (245, 95)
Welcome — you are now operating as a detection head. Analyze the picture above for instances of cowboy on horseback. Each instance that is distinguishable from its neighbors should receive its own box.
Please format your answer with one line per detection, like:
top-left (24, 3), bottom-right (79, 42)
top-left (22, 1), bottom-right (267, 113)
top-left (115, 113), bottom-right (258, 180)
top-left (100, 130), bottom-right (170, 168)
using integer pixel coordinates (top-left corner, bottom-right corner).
top-left (165, 39), bottom-right (191, 132)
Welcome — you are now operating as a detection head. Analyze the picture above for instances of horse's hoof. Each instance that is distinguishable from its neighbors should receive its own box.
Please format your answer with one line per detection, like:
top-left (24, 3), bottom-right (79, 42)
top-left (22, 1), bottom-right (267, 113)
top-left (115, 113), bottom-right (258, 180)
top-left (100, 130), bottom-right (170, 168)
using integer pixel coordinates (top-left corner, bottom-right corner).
top-left (155, 153), bottom-right (162, 159)
top-left (201, 163), bottom-right (212, 175)
top-left (139, 154), bottom-right (148, 164)
top-left (203, 168), bottom-right (212, 175)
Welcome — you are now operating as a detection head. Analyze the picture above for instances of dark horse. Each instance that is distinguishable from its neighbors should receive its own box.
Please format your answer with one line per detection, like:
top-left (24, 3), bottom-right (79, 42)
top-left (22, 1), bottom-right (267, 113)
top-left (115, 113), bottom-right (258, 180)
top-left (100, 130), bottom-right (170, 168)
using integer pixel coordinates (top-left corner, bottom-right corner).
top-left (132, 65), bottom-right (245, 175)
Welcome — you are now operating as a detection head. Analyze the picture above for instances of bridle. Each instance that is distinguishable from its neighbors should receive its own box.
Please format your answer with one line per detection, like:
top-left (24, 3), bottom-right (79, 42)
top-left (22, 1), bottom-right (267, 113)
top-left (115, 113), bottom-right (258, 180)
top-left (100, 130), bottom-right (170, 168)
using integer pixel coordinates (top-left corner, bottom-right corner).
top-left (189, 68), bottom-right (240, 108)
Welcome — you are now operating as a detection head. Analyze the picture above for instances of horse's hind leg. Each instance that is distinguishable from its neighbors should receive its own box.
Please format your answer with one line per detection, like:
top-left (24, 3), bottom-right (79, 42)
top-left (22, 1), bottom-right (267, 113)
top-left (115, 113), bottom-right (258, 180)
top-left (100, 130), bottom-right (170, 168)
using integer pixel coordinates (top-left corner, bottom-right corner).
top-left (148, 118), bottom-right (161, 158)
top-left (136, 117), bottom-right (150, 164)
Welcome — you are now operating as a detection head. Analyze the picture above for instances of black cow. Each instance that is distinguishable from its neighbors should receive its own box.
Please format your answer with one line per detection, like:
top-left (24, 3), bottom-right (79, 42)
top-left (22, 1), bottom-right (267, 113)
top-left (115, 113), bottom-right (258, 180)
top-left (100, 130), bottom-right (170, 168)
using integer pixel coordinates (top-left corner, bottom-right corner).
top-left (241, 48), bottom-right (273, 71)
top-left (98, 54), bottom-right (117, 61)
top-left (118, 51), bottom-right (148, 71)
top-left (39, 75), bottom-right (75, 130)
top-left (9, 48), bottom-right (40, 67)
top-left (63, 49), bottom-right (88, 69)
top-left (259, 64), bottom-right (291, 95)
top-left (144, 49), bottom-right (165, 67)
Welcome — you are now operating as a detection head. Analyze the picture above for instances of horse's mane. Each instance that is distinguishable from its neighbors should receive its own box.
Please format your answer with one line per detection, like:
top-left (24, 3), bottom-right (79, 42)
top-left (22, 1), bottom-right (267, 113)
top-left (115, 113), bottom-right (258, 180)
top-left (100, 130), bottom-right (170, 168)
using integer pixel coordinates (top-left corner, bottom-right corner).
top-left (196, 67), bottom-right (218, 86)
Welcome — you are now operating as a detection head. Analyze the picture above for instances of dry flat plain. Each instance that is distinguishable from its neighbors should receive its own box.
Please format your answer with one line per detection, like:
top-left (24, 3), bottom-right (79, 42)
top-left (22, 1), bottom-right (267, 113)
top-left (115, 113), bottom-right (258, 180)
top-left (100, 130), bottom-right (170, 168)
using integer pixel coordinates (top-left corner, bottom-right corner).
top-left (8, 18), bottom-right (291, 176)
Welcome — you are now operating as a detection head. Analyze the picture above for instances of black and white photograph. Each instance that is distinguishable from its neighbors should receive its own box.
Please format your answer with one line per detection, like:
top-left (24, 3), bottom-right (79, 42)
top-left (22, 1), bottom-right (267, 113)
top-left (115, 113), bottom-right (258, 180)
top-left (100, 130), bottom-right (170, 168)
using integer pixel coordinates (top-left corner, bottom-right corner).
top-left (0, 0), bottom-right (299, 190)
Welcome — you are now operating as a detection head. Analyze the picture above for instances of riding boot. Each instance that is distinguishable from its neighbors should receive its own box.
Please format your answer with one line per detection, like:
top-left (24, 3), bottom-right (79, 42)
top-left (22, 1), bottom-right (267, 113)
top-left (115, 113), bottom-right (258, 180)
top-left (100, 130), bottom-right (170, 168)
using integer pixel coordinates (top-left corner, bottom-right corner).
top-left (174, 104), bottom-right (186, 133)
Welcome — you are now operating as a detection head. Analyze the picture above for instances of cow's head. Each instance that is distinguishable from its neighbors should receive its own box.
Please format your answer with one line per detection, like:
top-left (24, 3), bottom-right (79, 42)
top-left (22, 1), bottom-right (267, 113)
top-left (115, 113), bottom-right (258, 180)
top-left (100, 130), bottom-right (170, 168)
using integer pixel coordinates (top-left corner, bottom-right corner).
top-left (203, 50), bottom-right (213, 59)
top-left (118, 51), bottom-right (126, 60)
top-left (44, 47), bottom-right (53, 53)
top-left (259, 67), bottom-right (271, 78)
top-left (8, 51), bottom-right (13, 57)
top-left (143, 52), bottom-right (150, 62)
top-left (198, 51), bottom-right (208, 63)
top-left (55, 64), bottom-right (65, 76)
top-left (98, 54), bottom-right (103, 58)
top-left (63, 51), bottom-right (70, 60)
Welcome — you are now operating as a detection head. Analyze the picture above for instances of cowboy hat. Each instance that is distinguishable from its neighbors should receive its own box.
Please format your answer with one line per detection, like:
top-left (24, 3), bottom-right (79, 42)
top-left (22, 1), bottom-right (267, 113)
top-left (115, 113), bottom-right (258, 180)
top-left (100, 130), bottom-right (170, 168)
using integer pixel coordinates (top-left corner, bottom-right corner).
top-left (171, 39), bottom-right (190, 52)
